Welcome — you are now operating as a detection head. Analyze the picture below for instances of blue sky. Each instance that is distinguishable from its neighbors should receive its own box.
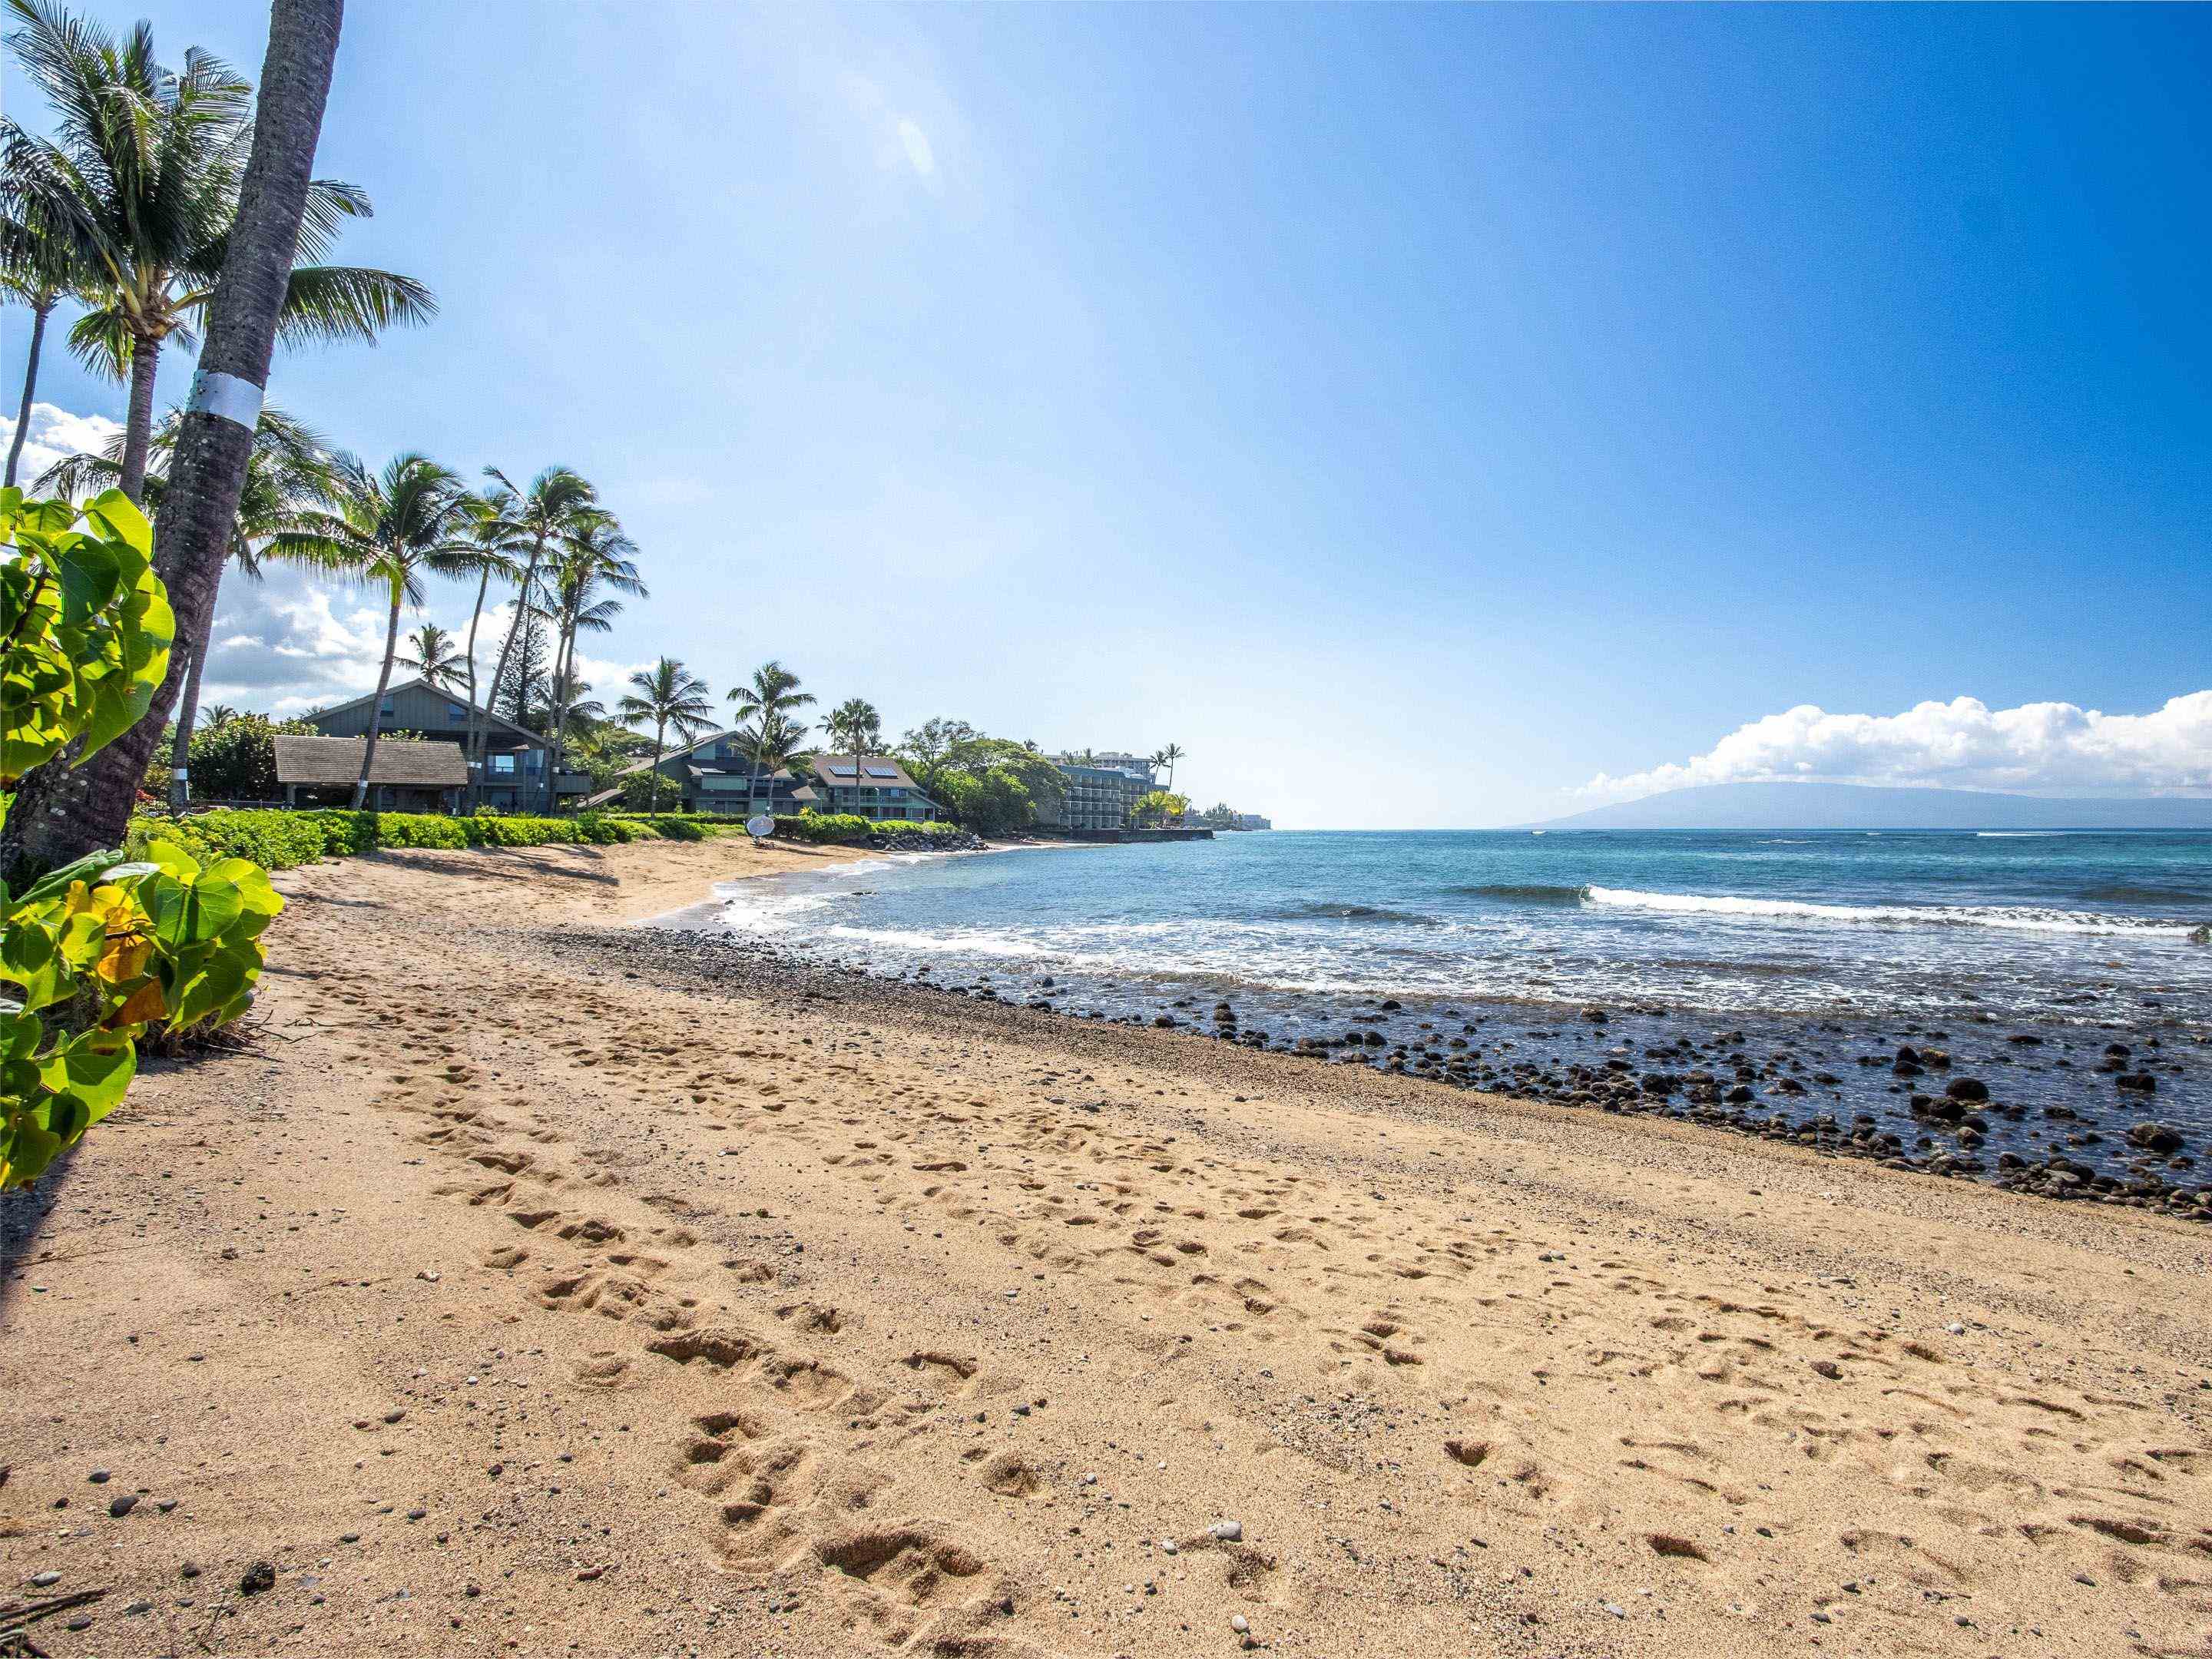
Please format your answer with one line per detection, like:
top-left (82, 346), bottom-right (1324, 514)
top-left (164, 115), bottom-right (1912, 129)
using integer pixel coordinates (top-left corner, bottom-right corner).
top-left (6, 3), bottom-right (2209, 826)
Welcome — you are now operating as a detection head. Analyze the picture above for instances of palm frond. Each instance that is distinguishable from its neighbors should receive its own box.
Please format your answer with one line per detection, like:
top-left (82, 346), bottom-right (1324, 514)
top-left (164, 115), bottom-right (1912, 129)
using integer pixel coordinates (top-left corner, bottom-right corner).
top-left (270, 263), bottom-right (437, 346)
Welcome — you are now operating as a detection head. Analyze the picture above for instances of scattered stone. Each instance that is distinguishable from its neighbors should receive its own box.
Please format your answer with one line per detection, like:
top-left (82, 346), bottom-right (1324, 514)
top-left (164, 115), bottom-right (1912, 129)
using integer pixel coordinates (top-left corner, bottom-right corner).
top-left (1210, 1518), bottom-right (1243, 1541)
top-left (109, 1492), bottom-right (140, 1518)
top-left (238, 1560), bottom-right (276, 1595)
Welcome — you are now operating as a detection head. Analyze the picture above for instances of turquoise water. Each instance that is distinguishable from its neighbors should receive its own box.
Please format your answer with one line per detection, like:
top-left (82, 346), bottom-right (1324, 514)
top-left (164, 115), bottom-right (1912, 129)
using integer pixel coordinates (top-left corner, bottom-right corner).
top-left (701, 829), bottom-right (2212, 1185)
top-left (722, 830), bottom-right (2211, 1019)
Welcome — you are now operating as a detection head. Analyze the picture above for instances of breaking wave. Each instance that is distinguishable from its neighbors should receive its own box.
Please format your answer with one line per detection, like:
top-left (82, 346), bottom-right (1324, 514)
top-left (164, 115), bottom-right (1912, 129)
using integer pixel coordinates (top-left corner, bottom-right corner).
top-left (1582, 886), bottom-right (2200, 936)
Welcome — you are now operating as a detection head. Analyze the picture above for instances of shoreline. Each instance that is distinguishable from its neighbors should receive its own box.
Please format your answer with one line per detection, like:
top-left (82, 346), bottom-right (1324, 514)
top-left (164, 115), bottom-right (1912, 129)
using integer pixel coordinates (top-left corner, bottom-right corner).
top-left (667, 843), bottom-right (2212, 1222)
top-left (4, 837), bottom-right (2207, 1658)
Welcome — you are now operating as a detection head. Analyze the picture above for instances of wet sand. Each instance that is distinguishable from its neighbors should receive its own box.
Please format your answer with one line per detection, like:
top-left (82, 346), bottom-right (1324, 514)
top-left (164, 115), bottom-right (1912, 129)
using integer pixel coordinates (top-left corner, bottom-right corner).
top-left (2, 837), bottom-right (2207, 1657)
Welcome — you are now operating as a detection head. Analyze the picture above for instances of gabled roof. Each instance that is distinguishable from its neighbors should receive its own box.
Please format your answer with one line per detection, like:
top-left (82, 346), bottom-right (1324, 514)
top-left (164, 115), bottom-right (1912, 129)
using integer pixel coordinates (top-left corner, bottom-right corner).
top-left (305, 677), bottom-right (548, 750)
top-left (809, 753), bottom-right (922, 791)
top-left (273, 735), bottom-right (468, 787)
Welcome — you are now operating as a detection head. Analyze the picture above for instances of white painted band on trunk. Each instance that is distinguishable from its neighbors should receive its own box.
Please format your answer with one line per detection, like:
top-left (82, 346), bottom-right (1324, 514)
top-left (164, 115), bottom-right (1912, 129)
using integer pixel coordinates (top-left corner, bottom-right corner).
top-left (186, 369), bottom-right (264, 429)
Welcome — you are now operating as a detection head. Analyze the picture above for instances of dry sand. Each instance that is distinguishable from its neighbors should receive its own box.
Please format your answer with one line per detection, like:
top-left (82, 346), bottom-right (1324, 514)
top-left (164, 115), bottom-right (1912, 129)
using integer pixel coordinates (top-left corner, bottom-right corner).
top-left (3, 836), bottom-right (2208, 1657)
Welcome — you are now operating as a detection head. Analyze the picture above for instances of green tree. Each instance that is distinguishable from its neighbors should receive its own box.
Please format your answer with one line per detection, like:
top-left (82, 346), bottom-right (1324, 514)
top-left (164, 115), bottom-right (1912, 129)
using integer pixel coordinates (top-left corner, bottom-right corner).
top-left (1157, 742), bottom-right (1185, 796)
top-left (473, 465), bottom-right (598, 803)
top-left (728, 661), bottom-right (814, 820)
top-left (823, 697), bottom-right (882, 818)
top-left (397, 620), bottom-right (466, 687)
top-left (184, 710), bottom-right (313, 798)
top-left (733, 711), bottom-right (810, 821)
top-left (939, 768), bottom-right (1035, 837)
top-left (446, 490), bottom-right (522, 804)
top-left (0, 0), bottom-right (363, 882)
top-left (1, 154), bottom-right (95, 488)
top-left (617, 657), bottom-right (714, 813)
top-left (543, 514), bottom-right (642, 803)
top-left (1134, 789), bottom-right (1190, 827)
top-left (898, 717), bottom-right (976, 769)
top-left (0, 0), bottom-right (433, 502)
top-left (267, 452), bottom-right (475, 808)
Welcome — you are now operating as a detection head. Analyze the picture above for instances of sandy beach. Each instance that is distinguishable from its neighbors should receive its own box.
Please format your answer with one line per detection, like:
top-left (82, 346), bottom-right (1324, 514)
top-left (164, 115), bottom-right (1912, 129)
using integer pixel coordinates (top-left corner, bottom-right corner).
top-left (3, 837), bottom-right (2208, 1657)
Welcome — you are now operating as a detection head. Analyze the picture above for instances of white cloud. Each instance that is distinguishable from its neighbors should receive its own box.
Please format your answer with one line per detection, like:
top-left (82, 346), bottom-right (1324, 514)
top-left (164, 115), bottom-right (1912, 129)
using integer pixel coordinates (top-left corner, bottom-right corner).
top-left (1579, 692), bottom-right (2212, 801)
top-left (840, 68), bottom-right (943, 190)
top-left (199, 575), bottom-right (394, 713)
top-left (1, 402), bottom-right (124, 489)
top-left (896, 118), bottom-right (935, 179)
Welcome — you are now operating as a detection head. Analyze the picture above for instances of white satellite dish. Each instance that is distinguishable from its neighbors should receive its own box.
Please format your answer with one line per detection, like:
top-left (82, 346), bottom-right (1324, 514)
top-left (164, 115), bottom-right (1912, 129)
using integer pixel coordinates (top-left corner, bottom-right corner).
top-left (745, 813), bottom-right (776, 841)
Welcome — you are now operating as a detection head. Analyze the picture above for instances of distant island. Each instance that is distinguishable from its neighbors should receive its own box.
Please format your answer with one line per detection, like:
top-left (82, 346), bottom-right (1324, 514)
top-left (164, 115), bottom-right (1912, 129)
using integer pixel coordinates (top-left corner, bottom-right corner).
top-left (1522, 780), bottom-right (2212, 831)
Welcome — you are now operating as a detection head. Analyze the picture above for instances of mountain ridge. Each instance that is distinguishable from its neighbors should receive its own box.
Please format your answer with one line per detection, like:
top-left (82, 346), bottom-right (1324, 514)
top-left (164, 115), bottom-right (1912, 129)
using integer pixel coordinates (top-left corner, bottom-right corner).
top-left (1519, 780), bottom-right (2212, 831)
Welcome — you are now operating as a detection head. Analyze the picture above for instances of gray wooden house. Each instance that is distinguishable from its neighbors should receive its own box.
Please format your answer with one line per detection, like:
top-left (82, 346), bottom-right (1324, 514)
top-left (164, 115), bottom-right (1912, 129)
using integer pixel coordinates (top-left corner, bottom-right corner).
top-left (303, 678), bottom-right (590, 813)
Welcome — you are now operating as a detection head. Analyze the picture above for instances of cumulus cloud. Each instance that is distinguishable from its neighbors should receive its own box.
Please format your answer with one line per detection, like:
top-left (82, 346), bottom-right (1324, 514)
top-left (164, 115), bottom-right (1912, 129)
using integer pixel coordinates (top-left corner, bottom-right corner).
top-left (192, 571), bottom-right (657, 721)
top-left (1579, 693), bottom-right (2212, 801)
top-left (1, 402), bottom-right (124, 488)
top-left (198, 572), bottom-right (395, 713)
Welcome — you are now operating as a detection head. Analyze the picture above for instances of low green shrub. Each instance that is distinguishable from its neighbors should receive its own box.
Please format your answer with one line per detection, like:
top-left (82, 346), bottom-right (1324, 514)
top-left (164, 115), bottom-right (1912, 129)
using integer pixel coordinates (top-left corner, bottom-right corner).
top-left (772, 813), bottom-right (873, 844)
top-left (122, 806), bottom-right (756, 872)
top-left (770, 813), bottom-right (961, 845)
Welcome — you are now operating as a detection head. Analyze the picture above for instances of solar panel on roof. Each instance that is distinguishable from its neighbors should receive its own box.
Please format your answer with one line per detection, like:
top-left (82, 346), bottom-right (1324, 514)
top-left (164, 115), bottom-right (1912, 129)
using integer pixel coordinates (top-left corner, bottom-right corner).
top-left (825, 763), bottom-right (856, 777)
top-left (864, 766), bottom-right (898, 778)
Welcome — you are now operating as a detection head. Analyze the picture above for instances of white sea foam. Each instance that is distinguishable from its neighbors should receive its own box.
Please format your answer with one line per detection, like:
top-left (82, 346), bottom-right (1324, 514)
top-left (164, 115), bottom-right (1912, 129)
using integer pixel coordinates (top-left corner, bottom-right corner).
top-left (1582, 886), bottom-right (2197, 936)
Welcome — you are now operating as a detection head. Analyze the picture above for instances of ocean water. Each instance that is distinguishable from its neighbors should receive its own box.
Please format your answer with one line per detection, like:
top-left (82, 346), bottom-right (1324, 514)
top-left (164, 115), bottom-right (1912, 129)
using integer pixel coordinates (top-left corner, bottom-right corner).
top-left (689, 830), bottom-right (2212, 1187)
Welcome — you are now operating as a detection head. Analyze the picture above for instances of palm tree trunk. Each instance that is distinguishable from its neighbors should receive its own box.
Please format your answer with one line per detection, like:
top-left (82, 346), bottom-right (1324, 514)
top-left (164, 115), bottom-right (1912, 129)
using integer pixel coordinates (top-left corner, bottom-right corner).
top-left (651, 718), bottom-right (666, 814)
top-left (460, 565), bottom-right (489, 809)
top-left (5, 299), bottom-right (52, 489)
top-left (0, 0), bottom-right (346, 883)
top-left (118, 333), bottom-right (164, 505)
top-left (548, 618), bottom-right (574, 815)
top-left (480, 546), bottom-right (539, 800)
top-left (167, 637), bottom-right (208, 806)
top-left (353, 584), bottom-right (402, 811)
top-left (165, 565), bottom-right (232, 809)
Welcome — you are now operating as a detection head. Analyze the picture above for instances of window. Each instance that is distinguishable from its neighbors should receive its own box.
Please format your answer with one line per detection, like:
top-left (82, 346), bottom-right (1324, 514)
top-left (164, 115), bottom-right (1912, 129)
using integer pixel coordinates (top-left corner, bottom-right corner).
top-left (446, 702), bottom-right (466, 721)
top-left (379, 702), bottom-right (395, 718)
top-left (492, 753), bottom-right (516, 775)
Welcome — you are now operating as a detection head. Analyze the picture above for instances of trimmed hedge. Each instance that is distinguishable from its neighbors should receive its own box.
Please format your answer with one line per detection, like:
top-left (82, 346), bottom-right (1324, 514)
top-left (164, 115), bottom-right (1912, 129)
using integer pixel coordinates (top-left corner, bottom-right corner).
top-left (771, 813), bottom-right (963, 846)
top-left (121, 806), bottom-right (959, 873)
top-left (125, 807), bottom-right (692, 870)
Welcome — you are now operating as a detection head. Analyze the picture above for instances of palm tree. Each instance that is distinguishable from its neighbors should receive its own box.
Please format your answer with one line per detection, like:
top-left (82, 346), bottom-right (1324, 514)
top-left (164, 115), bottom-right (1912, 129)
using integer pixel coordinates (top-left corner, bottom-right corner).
top-left (267, 452), bottom-right (475, 808)
top-left (0, 0), bottom-right (434, 503)
top-left (618, 657), bottom-right (714, 814)
top-left (542, 514), bottom-right (644, 806)
top-left (449, 493), bottom-right (522, 805)
top-left (38, 402), bottom-right (333, 801)
top-left (824, 697), bottom-right (882, 820)
top-left (0, 0), bottom-right (355, 880)
top-left (532, 667), bottom-right (602, 735)
top-left (1, 181), bottom-right (94, 488)
top-left (475, 465), bottom-right (598, 803)
top-left (397, 621), bottom-right (467, 688)
top-left (202, 704), bottom-right (238, 730)
top-left (1158, 742), bottom-right (1186, 805)
top-left (732, 710), bottom-right (810, 823)
top-left (727, 661), bottom-right (815, 821)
